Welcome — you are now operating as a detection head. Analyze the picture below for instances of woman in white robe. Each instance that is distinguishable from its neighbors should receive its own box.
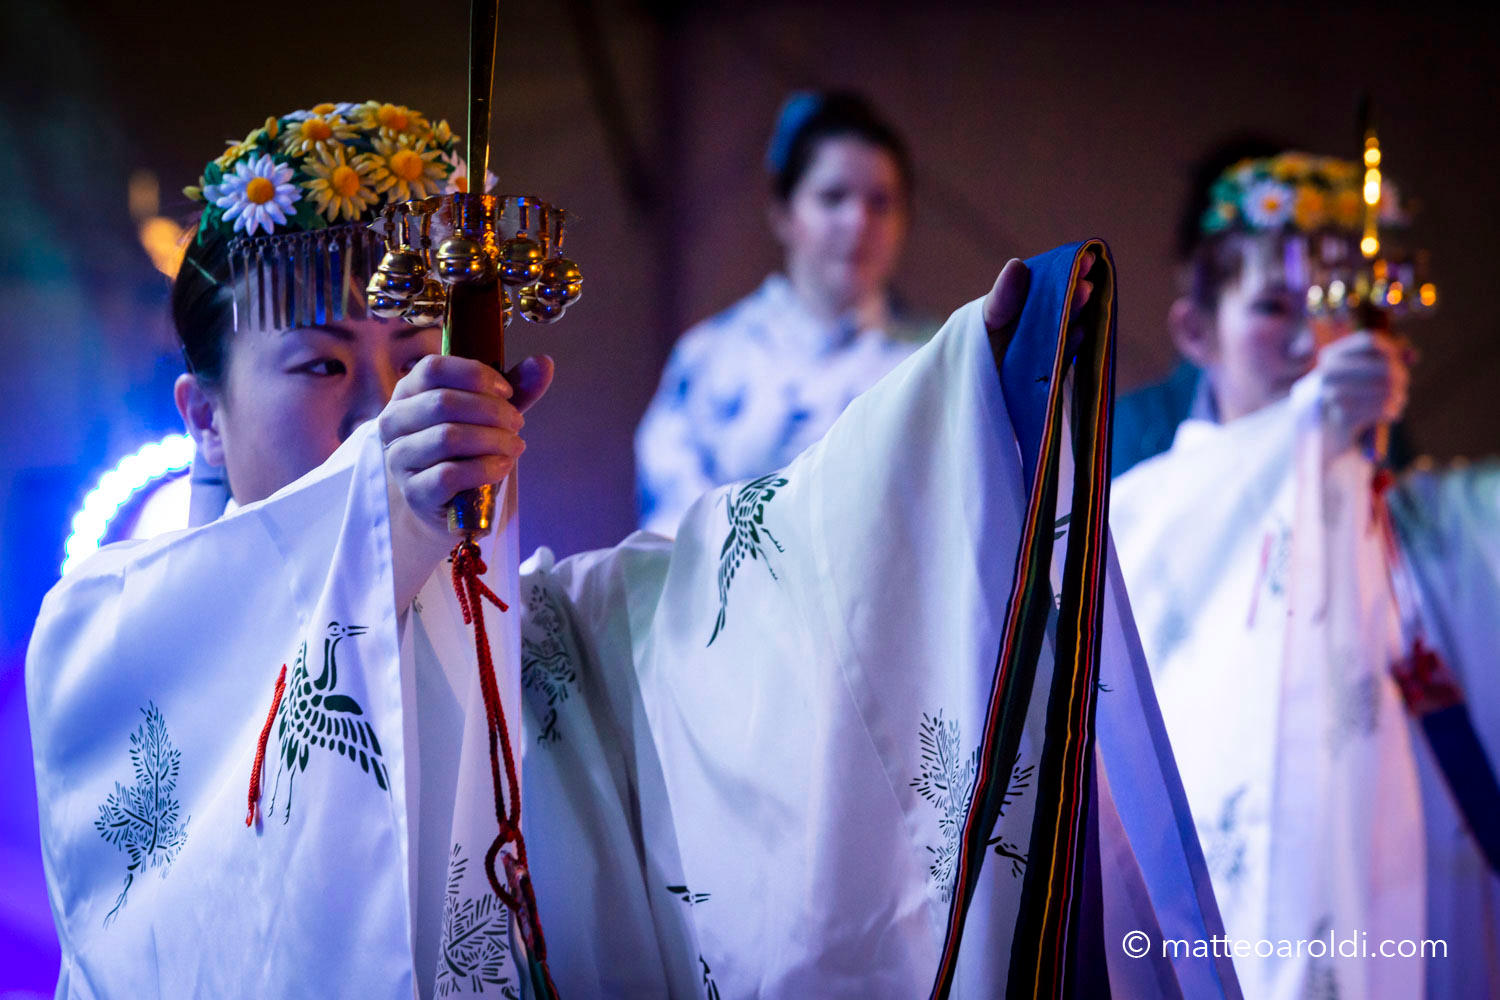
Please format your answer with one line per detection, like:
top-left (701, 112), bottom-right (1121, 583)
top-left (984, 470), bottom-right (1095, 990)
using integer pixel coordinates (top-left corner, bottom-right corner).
top-left (29, 100), bottom-right (1236, 998)
top-left (1111, 145), bottom-right (1500, 998)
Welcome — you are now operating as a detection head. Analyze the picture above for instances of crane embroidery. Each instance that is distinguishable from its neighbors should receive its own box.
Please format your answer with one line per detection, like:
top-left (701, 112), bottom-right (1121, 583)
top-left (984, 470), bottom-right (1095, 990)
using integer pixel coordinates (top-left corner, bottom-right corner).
top-left (708, 471), bottom-right (788, 646)
top-left (268, 621), bottom-right (388, 823)
top-left (94, 702), bottom-right (188, 925)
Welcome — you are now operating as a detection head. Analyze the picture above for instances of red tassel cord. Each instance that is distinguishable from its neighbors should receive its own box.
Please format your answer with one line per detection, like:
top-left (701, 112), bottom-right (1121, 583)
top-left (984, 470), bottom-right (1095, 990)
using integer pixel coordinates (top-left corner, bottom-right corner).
top-left (246, 663), bottom-right (288, 827)
top-left (450, 537), bottom-right (555, 981)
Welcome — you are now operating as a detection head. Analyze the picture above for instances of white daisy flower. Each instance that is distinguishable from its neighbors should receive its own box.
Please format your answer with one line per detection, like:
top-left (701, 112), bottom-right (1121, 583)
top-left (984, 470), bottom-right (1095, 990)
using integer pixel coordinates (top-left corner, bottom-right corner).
top-left (1242, 178), bottom-right (1294, 229)
top-left (211, 153), bottom-right (301, 235)
top-left (441, 151), bottom-right (498, 195)
top-left (287, 102), bottom-right (363, 121)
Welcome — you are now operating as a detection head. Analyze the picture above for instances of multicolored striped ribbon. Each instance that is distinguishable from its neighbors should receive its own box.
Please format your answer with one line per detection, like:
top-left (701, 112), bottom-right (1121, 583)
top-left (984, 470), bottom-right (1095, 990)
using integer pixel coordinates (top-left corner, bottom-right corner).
top-left (931, 240), bottom-right (1117, 999)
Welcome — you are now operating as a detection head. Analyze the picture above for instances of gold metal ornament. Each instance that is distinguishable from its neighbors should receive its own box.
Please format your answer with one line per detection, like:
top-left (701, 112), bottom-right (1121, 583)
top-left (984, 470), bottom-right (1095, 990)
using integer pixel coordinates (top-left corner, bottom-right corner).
top-left (403, 277), bottom-right (449, 325)
top-left (435, 233), bottom-right (493, 284)
top-left (517, 282), bottom-right (566, 323)
top-left (534, 257), bottom-right (583, 306)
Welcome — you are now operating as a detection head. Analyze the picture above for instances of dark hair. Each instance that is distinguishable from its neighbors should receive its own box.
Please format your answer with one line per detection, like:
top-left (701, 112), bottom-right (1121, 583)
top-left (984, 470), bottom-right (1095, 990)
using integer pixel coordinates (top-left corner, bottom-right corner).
top-left (768, 91), bottom-right (913, 203)
top-left (171, 224), bottom-right (236, 388)
top-left (1178, 135), bottom-right (1288, 309)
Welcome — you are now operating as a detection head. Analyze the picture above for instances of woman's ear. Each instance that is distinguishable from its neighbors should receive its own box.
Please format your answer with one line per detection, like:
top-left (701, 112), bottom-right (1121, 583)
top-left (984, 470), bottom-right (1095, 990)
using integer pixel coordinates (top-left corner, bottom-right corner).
top-left (173, 373), bottom-right (226, 468)
top-left (767, 198), bottom-right (792, 250)
top-left (1168, 297), bottom-right (1218, 369)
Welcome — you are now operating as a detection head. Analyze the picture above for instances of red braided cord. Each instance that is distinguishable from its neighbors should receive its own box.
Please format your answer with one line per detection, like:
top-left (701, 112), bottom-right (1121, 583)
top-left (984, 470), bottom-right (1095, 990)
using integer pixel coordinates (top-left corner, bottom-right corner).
top-left (245, 663), bottom-right (287, 827)
top-left (450, 538), bottom-right (548, 961)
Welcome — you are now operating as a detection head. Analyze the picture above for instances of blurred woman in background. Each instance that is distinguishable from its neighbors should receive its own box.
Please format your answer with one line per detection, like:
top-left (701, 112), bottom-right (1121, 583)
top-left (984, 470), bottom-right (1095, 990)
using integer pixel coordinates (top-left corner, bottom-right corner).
top-left (635, 91), bottom-right (933, 535)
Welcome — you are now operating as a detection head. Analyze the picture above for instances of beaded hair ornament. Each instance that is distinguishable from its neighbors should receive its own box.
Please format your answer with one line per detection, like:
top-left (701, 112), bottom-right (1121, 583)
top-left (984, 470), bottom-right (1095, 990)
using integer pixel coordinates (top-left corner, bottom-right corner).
top-left (184, 100), bottom-right (491, 331)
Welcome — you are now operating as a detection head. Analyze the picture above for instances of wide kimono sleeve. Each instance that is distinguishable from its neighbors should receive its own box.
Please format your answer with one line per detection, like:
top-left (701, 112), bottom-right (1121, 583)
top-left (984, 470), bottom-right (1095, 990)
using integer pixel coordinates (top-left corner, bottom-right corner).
top-left (26, 422), bottom-right (531, 999)
top-left (519, 246), bottom-right (1238, 998)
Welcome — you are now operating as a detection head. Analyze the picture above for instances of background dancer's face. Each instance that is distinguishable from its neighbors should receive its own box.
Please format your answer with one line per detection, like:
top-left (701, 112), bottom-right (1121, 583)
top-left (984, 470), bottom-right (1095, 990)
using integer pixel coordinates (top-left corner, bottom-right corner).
top-left (773, 135), bottom-right (908, 315)
top-left (1172, 235), bottom-right (1318, 422)
top-left (174, 316), bottom-right (441, 504)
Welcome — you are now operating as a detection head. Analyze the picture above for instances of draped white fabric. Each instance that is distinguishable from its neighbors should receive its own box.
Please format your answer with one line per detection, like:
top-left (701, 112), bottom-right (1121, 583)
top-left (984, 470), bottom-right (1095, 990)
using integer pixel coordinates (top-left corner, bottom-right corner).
top-left (523, 298), bottom-right (1234, 998)
top-left (30, 295), bottom-right (1232, 998)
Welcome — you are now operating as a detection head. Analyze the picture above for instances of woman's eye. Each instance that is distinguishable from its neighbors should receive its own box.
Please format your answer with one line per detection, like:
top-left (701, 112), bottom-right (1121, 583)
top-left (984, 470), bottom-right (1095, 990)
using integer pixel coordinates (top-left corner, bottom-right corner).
top-left (1251, 298), bottom-right (1294, 318)
top-left (296, 358), bottom-right (347, 377)
top-left (817, 187), bottom-right (849, 209)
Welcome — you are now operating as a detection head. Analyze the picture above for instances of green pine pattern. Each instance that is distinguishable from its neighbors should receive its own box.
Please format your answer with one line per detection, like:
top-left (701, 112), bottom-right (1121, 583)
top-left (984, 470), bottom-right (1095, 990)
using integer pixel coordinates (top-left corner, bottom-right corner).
top-left (435, 844), bottom-right (519, 997)
top-left (94, 703), bottom-right (189, 925)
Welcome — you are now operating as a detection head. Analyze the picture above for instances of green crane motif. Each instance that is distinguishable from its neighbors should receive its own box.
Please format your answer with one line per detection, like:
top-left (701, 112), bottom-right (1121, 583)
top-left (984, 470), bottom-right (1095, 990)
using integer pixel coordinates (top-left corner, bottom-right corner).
top-left (269, 621), bottom-right (387, 823)
top-left (708, 471), bottom-right (788, 646)
top-left (94, 703), bottom-right (188, 925)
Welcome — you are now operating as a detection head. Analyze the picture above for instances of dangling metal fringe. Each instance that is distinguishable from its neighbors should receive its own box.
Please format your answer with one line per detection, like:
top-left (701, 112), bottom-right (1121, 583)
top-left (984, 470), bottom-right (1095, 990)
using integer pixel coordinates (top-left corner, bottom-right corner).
top-left (227, 225), bottom-right (382, 332)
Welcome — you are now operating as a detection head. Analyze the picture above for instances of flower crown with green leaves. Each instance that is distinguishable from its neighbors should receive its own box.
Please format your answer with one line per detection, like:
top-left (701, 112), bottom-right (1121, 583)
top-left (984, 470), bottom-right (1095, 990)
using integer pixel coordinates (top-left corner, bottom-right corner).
top-left (183, 101), bottom-right (494, 330)
top-left (1200, 151), bottom-right (1403, 239)
top-left (184, 100), bottom-right (490, 237)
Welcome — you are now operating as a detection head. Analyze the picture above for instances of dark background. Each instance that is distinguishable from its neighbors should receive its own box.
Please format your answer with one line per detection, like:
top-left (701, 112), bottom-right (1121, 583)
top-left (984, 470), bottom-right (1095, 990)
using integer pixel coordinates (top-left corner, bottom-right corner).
top-left (2, 1), bottom-right (1496, 991)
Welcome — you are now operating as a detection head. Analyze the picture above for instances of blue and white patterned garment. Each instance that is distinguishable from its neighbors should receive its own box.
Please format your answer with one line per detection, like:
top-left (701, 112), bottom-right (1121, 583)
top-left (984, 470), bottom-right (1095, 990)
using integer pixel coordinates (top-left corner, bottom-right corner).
top-left (635, 274), bottom-right (933, 535)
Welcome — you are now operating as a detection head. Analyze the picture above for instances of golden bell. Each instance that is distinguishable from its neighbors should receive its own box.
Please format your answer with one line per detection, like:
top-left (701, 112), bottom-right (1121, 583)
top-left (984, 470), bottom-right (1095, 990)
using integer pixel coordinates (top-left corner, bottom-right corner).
top-left (498, 236), bottom-right (544, 287)
top-left (375, 249), bottom-right (427, 300)
top-left (500, 285), bottom-right (515, 327)
top-left (367, 287), bottom-right (410, 320)
top-left (534, 257), bottom-right (583, 306)
top-left (435, 235), bottom-right (493, 284)
top-left (517, 283), bottom-right (565, 324)
top-left (403, 278), bottom-right (448, 325)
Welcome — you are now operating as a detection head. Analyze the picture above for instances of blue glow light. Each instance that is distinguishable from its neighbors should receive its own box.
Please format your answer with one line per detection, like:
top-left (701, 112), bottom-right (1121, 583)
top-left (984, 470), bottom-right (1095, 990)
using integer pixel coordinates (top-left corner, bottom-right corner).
top-left (62, 433), bottom-right (195, 574)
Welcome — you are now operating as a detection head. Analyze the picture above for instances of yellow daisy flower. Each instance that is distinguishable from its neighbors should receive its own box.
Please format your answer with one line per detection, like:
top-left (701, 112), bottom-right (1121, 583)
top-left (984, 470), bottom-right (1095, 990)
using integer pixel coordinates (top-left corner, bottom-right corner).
top-left (1292, 185), bottom-right (1327, 230)
top-left (1319, 158), bottom-right (1362, 185)
top-left (431, 119), bottom-right (457, 147)
top-left (214, 132), bottom-right (262, 171)
top-left (305, 144), bottom-right (380, 222)
top-left (357, 101), bottom-right (430, 141)
top-left (1270, 152), bottom-right (1315, 182)
top-left (281, 114), bottom-right (358, 157)
top-left (360, 136), bottom-right (449, 203)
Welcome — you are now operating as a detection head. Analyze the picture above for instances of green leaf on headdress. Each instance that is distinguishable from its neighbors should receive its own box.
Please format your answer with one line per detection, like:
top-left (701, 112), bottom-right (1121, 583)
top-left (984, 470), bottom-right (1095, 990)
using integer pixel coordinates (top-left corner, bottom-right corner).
top-left (1201, 204), bottom-right (1235, 235)
top-left (203, 161), bottom-right (224, 186)
top-left (291, 198), bottom-right (327, 232)
top-left (197, 203), bottom-right (225, 243)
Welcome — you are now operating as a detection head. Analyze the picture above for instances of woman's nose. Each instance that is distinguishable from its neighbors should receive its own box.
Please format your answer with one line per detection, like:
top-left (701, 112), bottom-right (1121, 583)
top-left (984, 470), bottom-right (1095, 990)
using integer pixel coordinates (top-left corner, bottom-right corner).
top-left (339, 362), bottom-right (401, 442)
top-left (1288, 320), bottom-right (1318, 365)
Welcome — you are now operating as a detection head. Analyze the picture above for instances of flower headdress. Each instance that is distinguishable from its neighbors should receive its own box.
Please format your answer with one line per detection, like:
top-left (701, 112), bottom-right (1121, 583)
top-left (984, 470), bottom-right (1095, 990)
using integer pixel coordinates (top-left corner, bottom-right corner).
top-left (185, 101), bottom-right (490, 330)
top-left (1200, 151), bottom-right (1403, 239)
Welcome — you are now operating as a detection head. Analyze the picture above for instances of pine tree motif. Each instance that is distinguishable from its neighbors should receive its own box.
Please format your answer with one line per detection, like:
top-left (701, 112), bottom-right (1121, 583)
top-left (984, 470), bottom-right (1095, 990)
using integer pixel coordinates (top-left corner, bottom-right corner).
top-left (1300, 917), bottom-right (1342, 1000)
top-left (708, 471), bottom-right (788, 646)
top-left (94, 703), bottom-right (189, 925)
top-left (911, 710), bottom-right (1031, 899)
top-left (268, 621), bottom-right (388, 823)
top-left (1200, 784), bottom-right (1248, 892)
top-left (435, 844), bottom-right (518, 997)
top-left (521, 584), bottom-right (577, 744)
